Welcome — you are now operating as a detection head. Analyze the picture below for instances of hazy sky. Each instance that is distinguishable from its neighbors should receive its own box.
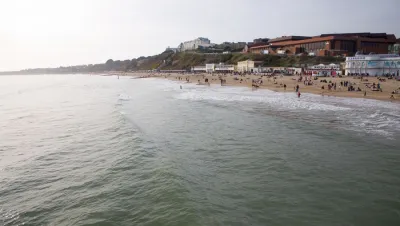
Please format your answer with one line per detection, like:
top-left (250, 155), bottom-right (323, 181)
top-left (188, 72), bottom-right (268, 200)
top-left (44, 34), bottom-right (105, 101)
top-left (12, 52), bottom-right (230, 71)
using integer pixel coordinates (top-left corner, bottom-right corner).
top-left (0, 0), bottom-right (399, 71)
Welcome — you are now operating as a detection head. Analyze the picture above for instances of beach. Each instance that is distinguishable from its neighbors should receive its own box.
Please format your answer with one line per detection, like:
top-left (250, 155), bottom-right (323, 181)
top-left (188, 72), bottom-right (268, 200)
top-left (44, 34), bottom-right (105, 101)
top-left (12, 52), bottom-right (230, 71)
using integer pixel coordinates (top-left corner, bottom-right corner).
top-left (128, 72), bottom-right (400, 102)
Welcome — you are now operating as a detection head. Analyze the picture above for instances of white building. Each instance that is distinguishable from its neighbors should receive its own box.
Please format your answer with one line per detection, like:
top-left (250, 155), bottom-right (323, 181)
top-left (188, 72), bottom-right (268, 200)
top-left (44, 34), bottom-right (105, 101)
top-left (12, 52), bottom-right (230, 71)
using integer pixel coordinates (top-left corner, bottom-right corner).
top-left (309, 63), bottom-right (340, 70)
top-left (180, 37), bottom-right (212, 51)
top-left (206, 64), bottom-right (215, 73)
top-left (237, 60), bottom-right (263, 72)
top-left (192, 66), bottom-right (206, 72)
top-left (165, 46), bottom-right (180, 53)
top-left (306, 64), bottom-right (341, 76)
top-left (215, 63), bottom-right (235, 72)
top-left (193, 63), bottom-right (234, 73)
top-left (345, 54), bottom-right (400, 76)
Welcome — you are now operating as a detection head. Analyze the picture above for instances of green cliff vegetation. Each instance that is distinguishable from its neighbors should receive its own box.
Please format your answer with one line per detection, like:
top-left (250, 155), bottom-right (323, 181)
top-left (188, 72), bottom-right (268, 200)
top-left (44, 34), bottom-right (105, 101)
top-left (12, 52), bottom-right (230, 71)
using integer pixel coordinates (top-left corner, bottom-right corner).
top-left (151, 51), bottom-right (345, 70)
top-left (0, 51), bottom-right (345, 75)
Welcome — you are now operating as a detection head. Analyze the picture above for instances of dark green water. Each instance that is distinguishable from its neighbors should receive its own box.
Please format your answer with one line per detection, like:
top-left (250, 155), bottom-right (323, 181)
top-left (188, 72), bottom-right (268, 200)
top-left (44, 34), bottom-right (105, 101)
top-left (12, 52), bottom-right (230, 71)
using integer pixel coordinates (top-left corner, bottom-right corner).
top-left (1, 75), bottom-right (399, 226)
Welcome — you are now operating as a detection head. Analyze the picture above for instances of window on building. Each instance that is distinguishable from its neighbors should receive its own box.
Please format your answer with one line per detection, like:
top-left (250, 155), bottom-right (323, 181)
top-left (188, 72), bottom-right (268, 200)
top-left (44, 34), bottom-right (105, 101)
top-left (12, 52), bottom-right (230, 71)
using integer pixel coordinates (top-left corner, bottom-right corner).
top-left (361, 42), bottom-right (380, 48)
top-left (341, 41), bottom-right (355, 52)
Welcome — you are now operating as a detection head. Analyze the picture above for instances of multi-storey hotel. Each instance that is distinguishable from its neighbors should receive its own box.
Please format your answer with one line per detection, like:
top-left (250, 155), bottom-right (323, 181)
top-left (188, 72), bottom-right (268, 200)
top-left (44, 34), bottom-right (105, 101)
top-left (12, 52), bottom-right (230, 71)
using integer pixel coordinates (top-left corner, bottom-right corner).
top-left (249, 33), bottom-right (397, 57)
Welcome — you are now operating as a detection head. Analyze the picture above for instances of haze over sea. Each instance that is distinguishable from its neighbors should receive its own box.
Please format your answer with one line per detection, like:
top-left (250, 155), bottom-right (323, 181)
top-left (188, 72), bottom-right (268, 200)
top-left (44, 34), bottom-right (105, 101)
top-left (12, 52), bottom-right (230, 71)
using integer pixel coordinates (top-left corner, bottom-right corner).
top-left (1, 74), bottom-right (399, 226)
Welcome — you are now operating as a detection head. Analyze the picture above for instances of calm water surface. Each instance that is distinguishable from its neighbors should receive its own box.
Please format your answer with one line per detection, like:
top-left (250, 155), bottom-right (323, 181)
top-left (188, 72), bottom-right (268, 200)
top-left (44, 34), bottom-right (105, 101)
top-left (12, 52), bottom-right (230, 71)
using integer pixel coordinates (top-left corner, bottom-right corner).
top-left (1, 74), bottom-right (400, 226)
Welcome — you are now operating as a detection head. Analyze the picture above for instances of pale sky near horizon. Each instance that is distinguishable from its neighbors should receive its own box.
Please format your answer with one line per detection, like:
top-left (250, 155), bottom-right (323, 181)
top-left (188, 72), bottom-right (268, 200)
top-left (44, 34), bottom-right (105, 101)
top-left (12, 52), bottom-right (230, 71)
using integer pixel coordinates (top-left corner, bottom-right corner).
top-left (0, 0), bottom-right (399, 71)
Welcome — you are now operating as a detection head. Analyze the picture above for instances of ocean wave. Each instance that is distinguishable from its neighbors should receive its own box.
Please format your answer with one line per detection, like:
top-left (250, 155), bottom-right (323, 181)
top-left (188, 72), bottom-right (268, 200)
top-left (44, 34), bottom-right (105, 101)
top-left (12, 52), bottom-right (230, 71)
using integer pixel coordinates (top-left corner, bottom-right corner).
top-left (158, 80), bottom-right (400, 138)
top-left (118, 94), bottom-right (131, 101)
top-left (175, 88), bottom-right (351, 112)
top-left (0, 208), bottom-right (22, 226)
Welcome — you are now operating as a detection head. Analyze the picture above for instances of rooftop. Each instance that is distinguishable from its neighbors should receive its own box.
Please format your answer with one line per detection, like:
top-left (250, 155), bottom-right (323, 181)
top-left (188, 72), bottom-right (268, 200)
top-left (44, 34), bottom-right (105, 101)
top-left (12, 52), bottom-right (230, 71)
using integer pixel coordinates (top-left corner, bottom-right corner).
top-left (319, 32), bottom-right (392, 39)
top-left (249, 42), bottom-right (269, 48)
top-left (268, 33), bottom-right (397, 45)
top-left (268, 36), bottom-right (311, 43)
top-left (253, 38), bottom-right (269, 43)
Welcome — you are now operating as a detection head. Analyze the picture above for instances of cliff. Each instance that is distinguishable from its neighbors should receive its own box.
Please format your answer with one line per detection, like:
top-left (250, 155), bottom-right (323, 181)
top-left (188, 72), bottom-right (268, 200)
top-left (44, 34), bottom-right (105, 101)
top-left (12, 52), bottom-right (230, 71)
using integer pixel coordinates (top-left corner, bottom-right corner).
top-left (0, 51), bottom-right (345, 75)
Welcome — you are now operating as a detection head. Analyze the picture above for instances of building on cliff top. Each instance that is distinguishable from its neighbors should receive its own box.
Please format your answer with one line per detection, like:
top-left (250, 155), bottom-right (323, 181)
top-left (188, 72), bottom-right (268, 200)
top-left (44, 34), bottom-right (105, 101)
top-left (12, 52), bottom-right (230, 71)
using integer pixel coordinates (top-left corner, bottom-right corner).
top-left (179, 37), bottom-right (213, 51)
top-left (248, 33), bottom-right (397, 57)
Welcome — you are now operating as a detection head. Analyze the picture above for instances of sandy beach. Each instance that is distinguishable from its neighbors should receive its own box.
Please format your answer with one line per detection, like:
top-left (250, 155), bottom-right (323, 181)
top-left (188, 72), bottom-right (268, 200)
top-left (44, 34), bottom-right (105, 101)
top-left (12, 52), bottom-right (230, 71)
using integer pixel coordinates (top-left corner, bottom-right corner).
top-left (125, 72), bottom-right (400, 102)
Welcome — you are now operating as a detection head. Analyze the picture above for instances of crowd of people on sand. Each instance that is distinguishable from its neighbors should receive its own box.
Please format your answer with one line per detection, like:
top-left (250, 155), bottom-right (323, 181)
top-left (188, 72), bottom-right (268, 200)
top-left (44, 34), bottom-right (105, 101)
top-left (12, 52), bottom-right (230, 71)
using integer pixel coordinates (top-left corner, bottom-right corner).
top-left (303, 77), bottom-right (313, 86)
top-left (220, 78), bottom-right (227, 86)
top-left (144, 70), bottom-right (400, 100)
top-left (252, 78), bottom-right (263, 88)
top-left (390, 87), bottom-right (400, 99)
top-left (349, 72), bottom-right (400, 78)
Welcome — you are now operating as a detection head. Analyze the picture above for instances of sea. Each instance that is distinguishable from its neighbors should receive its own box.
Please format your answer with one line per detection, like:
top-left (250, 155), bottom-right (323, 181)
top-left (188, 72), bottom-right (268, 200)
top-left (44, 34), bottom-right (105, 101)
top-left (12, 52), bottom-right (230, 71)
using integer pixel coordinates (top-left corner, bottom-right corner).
top-left (0, 74), bottom-right (399, 226)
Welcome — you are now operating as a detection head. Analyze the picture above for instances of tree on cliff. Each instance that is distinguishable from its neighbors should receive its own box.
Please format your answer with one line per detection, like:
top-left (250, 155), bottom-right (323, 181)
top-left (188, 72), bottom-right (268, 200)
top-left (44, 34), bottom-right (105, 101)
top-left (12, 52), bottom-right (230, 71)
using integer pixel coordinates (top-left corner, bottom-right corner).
top-left (105, 59), bottom-right (114, 70)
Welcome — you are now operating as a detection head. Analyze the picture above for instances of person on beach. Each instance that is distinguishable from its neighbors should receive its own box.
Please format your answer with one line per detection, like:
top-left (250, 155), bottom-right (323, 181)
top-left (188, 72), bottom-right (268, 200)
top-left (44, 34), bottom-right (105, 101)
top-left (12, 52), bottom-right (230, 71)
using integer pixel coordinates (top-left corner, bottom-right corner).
top-left (297, 92), bottom-right (301, 98)
top-left (296, 85), bottom-right (299, 92)
top-left (284, 84), bottom-right (287, 90)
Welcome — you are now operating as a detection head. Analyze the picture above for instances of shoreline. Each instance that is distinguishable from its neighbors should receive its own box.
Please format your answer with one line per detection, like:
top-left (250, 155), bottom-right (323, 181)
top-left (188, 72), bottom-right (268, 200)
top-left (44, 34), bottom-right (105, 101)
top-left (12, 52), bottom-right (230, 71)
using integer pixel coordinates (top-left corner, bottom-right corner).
top-left (122, 72), bottom-right (400, 103)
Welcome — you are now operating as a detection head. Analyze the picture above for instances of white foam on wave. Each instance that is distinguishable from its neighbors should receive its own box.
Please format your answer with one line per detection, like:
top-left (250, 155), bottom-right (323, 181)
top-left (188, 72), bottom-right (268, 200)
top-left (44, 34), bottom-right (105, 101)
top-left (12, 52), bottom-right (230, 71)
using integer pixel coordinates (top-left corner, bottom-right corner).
top-left (174, 85), bottom-right (351, 112)
top-left (118, 94), bottom-right (131, 101)
top-left (152, 78), bottom-right (400, 138)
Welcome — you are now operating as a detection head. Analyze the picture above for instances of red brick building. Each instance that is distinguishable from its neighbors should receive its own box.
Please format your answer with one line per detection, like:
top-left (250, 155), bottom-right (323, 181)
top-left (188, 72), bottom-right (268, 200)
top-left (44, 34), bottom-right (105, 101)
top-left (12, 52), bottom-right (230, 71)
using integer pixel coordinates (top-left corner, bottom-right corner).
top-left (249, 33), bottom-right (397, 56)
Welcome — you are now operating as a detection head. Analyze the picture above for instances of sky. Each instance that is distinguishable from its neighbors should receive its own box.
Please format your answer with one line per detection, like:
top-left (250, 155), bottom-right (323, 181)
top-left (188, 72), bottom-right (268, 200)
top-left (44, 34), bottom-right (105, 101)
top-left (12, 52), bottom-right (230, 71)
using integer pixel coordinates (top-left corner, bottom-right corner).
top-left (0, 0), bottom-right (399, 71)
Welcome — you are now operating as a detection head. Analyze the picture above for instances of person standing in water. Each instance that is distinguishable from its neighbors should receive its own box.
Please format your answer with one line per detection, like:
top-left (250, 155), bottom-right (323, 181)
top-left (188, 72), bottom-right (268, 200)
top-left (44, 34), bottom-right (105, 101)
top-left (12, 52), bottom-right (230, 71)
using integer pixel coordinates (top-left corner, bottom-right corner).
top-left (297, 92), bottom-right (301, 98)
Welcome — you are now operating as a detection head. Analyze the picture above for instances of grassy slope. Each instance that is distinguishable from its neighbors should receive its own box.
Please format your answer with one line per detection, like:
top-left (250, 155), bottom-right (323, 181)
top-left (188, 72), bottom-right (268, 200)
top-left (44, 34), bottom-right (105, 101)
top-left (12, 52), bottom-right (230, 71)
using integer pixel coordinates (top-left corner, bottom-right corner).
top-left (136, 51), bottom-right (345, 70)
